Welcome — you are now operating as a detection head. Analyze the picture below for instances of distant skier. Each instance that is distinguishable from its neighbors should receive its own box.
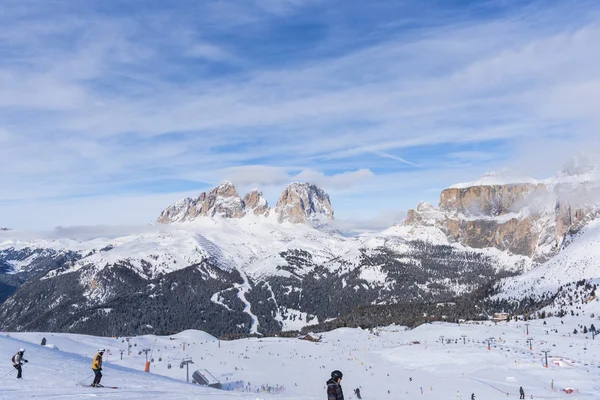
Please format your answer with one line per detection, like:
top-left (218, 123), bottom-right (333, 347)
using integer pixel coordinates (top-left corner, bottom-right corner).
top-left (327, 370), bottom-right (344, 400)
top-left (471, 393), bottom-right (475, 400)
top-left (354, 387), bottom-right (362, 399)
top-left (90, 349), bottom-right (105, 387)
top-left (519, 386), bottom-right (525, 399)
top-left (11, 348), bottom-right (28, 379)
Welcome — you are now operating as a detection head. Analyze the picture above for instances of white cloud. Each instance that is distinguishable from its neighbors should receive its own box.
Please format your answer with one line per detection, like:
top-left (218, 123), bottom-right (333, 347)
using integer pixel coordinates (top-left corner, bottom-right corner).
top-left (186, 43), bottom-right (236, 62)
top-left (292, 169), bottom-right (374, 189)
top-left (330, 210), bottom-right (407, 235)
top-left (0, 191), bottom-right (198, 231)
top-left (1, 1), bottom-right (600, 228)
top-left (221, 165), bottom-right (291, 187)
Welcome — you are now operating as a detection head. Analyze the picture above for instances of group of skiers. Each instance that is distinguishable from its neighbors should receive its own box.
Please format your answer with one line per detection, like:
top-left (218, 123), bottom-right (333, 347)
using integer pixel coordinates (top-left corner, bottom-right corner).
top-left (10, 347), bottom-right (105, 388)
top-left (9, 347), bottom-right (531, 397)
top-left (326, 369), bottom-right (528, 400)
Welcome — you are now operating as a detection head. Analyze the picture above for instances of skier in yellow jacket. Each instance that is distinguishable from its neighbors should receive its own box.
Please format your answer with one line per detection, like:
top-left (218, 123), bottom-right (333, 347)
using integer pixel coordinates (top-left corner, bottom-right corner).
top-left (90, 349), bottom-right (105, 387)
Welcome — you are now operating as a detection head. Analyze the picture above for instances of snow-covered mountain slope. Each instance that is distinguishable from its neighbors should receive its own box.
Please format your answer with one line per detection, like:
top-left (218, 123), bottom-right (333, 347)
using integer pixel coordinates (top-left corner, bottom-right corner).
top-left (0, 214), bottom-right (529, 336)
top-left (494, 217), bottom-right (600, 310)
top-left (3, 316), bottom-right (600, 399)
top-left (2, 156), bottom-right (600, 336)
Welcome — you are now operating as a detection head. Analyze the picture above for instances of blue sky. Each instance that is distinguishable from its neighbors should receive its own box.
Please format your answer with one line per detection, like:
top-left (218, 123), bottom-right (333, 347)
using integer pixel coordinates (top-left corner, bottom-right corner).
top-left (1, 0), bottom-right (600, 230)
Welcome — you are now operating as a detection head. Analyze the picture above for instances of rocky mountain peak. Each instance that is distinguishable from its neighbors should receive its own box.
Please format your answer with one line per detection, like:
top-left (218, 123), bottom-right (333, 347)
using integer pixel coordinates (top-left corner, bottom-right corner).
top-left (243, 189), bottom-right (270, 216)
top-left (158, 182), bottom-right (333, 224)
top-left (214, 181), bottom-right (238, 197)
top-left (275, 182), bottom-right (334, 224)
top-left (157, 182), bottom-right (246, 223)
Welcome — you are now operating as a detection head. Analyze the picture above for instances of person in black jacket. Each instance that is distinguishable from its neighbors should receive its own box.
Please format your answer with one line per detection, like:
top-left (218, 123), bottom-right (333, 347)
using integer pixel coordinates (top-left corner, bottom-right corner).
top-left (519, 386), bottom-right (525, 399)
top-left (12, 348), bottom-right (28, 379)
top-left (327, 370), bottom-right (344, 400)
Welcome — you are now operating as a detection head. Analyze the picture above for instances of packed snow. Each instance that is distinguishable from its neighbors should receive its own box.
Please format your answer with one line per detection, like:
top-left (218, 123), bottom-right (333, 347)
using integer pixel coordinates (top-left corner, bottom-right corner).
top-left (2, 317), bottom-right (599, 399)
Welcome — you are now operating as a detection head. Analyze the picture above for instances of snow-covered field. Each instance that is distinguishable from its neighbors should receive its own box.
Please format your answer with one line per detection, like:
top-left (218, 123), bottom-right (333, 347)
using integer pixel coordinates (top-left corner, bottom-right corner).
top-left (2, 317), bottom-right (599, 399)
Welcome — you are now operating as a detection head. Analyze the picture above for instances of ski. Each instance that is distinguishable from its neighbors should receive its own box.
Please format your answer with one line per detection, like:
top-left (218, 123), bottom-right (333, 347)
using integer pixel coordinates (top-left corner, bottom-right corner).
top-left (79, 383), bottom-right (119, 389)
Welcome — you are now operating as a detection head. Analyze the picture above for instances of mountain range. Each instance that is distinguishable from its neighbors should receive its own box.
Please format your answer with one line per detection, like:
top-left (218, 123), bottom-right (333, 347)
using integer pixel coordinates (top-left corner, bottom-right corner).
top-left (1, 156), bottom-right (599, 336)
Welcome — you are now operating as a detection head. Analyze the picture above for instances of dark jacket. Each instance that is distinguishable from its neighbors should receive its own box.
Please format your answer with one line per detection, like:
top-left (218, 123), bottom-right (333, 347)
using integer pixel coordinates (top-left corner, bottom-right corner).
top-left (327, 378), bottom-right (344, 400)
top-left (519, 387), bottom-right (525, 395)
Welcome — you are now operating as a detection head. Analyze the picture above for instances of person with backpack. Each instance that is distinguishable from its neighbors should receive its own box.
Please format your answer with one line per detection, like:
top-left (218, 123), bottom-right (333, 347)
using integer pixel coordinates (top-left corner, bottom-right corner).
top-left (90, 349), bottom-right (105, 387)
top-left (12, 348), bottom-right (28, 379)
top-left (326, 370), bottom-right (344, 400)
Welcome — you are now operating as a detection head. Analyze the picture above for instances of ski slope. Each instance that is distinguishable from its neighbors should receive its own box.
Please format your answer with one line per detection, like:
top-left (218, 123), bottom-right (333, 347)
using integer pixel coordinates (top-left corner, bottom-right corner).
top-left (2, 317), bottom-right (599, 399)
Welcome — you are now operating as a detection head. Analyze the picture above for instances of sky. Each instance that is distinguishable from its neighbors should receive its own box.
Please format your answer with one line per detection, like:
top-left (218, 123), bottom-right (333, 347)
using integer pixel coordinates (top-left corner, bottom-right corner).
top-left (1, 0), bottom-right (600, 231)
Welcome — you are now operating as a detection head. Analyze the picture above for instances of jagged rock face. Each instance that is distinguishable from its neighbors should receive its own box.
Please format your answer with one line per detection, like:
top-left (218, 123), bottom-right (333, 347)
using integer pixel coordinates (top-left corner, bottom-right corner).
top-left (157, 182), bottom-right (248, 223)
top-left (158, 182), bottom-right (335, 224)
top-left (157, 197), bottom-right (198, 223)
top-left (439, 184), bottom-right (543, 216)
top-left (404, 202), bottom-right (439, 227)
top-left (243, 190), bottom-right (270, 216)
top-left (197, 182), bottom-right (246, 218)
top-left (406, 173), bottom-right (600, 262)
top-left (275, 183), bottom-right (334, 223)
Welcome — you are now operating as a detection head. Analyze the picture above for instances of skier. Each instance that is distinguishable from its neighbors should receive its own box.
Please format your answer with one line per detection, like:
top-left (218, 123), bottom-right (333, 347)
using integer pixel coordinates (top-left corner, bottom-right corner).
top-left (91, 349), bottom-right (105, 387)
top-left (327, 370), bottom-right (344, 400)
top-left (471, 393), bottom-right (475, 400)
top-left (519, 386), bottom-right (525, 399)
top-left (354, 387), bottom-right (362, 399)
top-left (11, 348), bottom-right (28, 379)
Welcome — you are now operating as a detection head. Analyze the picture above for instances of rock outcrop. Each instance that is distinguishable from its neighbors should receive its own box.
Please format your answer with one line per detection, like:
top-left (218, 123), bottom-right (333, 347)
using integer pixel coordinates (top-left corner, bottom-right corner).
top-left (157, 182), bottom-right (246, 223)
top-left (405, 162), bottom-right (600, 262)
top-left (275, 183), bottom-right (334, 224)
top-left (243, 189), bottom-right (270, 216)
top-left (439, 184), bottom-right (544, 216)
top-left (158, 182), bottom-right (334, 224)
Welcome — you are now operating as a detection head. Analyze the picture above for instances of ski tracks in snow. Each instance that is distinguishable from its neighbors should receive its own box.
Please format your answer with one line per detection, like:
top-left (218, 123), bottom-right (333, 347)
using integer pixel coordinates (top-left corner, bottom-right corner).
top-left (234, 267), bottom-right (259, 335)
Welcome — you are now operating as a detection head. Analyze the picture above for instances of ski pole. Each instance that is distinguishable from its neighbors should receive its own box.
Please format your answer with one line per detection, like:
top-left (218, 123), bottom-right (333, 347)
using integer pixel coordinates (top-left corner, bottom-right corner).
top-left (77, 373), bottom-right (94, 385)
top-left (0, 368), bottom-right (15, 380)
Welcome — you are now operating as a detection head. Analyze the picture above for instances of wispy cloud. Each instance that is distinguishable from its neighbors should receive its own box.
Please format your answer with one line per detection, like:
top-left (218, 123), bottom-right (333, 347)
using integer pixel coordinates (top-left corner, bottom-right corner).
top-left (1, 0), bottom-right (600, 229)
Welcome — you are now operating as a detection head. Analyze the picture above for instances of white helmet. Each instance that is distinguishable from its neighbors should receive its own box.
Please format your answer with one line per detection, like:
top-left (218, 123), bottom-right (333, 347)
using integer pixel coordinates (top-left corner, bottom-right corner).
top-left (19, 348), bottom-right (25, 353)
top-left (98, 349), bottom-right (105, 353)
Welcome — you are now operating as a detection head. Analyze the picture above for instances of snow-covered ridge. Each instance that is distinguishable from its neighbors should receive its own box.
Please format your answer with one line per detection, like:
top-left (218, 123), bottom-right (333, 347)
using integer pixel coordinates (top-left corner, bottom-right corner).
top-left (449, 170), bottom-right (540, 189)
